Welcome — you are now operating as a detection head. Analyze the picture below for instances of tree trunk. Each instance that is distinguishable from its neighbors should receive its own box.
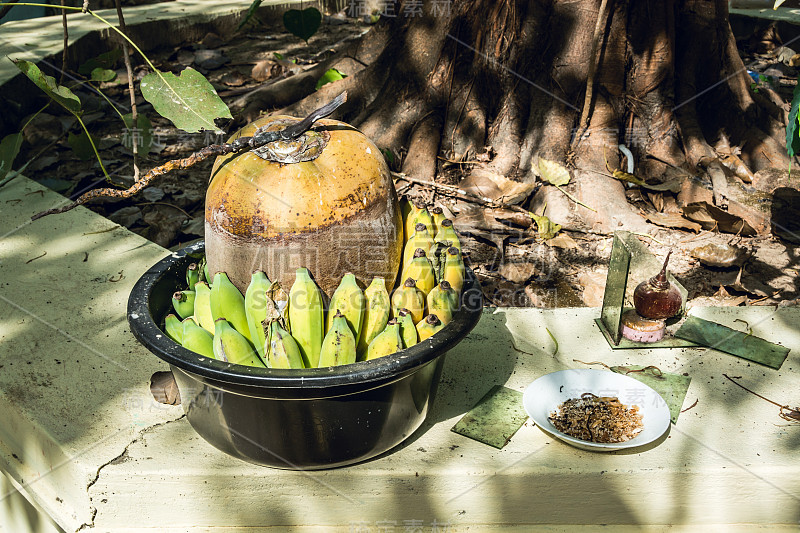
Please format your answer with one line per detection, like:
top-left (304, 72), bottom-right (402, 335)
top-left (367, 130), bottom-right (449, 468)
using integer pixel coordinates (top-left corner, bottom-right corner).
top-left (235, 0), bottom-right (790, 233)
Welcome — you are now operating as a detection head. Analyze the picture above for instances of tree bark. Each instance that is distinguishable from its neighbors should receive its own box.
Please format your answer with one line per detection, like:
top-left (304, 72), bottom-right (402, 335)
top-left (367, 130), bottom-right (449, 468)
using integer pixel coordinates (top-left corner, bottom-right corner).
top-left (235, 0), bottom-right (791, 233)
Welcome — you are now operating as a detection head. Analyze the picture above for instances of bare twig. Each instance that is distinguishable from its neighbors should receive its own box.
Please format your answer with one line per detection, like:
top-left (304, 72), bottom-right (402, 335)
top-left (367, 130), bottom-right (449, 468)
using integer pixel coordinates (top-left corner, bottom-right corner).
top-left (575, 0), bottom-right (613, 140)
top-left (31, 92), bottom-right (348, 221)
top-left (115, 0), bottom-right (139, 181)
top-left (60, 0), bottom-right (68, 84)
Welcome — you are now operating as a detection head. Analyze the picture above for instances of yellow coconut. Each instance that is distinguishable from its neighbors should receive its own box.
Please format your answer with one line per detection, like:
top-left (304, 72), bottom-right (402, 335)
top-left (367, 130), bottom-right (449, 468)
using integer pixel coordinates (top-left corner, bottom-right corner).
top-left (205, 115), bottom-right (403, 297)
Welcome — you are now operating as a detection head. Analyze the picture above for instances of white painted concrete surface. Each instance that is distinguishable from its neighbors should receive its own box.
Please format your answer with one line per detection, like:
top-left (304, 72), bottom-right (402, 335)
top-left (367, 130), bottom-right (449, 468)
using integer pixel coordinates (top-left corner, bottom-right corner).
top-left (1, 176), bottom-right (799, 532)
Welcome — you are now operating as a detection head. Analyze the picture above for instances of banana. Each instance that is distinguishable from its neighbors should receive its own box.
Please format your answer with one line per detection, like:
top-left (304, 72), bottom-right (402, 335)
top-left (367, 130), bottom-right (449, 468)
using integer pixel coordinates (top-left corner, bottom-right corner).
top-left (403, 201), bottom-right (424, 243)
top-left (199, 256), bottom-right (210, 285)
top-left (426, 280), bottom-right (459, 325)
top-left (319, 310), bottom-right (357, 367)
top-left (325, 272), bottom-right (365, 345)
top-left (401, 248), bottom-right (435, 296)
top-left (402, 223), bottom-right (434, 269)
top-left (181, 317), bottom-right (214, 358)
top-left (213, 318), bottom-right (265, 367)
top-left (391, 278), bottom-right (426, 324)
top-left (211, 272), bottom-right (252, 343)
top-left (443, 246), bottom-right (466, 294)
top-left (430, 206), bottom-right (446, 237)
top-left (356, 277), bottom-right (391, 358)
top-left (366, 319), bottom-right (403, 360)
top-left (288, 267), bottom-right (324, 368)
top-left (433, 218), bottom-right (462, 252)
top-left (266, 321), bottom-right (305, 369)
top-left (244, 271), bottom-right (272, 358)
top-left (193, 282), bottom-right (215, 334)
top-left (186, 263), bottom-right (200, 290)
top-left (396, 308), bottom-right (418, 348)
top-left (410, 206), bottom-right (435, 240)
top-left (164, 313), bottom-right (183, 343)
top-left (416, 314), bottom-right (445, 341)
top-left (172, 290), bottom-right (196, 319)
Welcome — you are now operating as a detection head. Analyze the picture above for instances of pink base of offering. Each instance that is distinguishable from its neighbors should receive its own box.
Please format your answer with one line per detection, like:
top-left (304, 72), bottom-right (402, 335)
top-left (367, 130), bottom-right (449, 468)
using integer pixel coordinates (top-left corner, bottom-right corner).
top-left (620, 309), bottom-right (666, 343)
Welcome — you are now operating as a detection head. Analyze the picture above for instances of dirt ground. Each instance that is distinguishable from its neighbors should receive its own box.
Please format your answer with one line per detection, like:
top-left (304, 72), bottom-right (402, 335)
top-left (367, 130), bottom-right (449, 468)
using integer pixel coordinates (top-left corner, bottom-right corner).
top-left (13, 13), bottom-right (800, 309)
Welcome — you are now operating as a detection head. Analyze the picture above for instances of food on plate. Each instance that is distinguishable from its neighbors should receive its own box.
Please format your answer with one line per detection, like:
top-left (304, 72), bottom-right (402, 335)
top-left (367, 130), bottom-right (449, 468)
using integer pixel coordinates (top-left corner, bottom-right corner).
top-left (548, 393), bottom-right (643, 443)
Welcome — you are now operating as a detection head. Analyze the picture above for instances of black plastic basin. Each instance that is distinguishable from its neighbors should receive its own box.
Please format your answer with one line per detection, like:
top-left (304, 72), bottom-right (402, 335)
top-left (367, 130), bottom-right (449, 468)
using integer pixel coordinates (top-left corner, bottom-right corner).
top-left (127, 242), bottom-right (482, 469)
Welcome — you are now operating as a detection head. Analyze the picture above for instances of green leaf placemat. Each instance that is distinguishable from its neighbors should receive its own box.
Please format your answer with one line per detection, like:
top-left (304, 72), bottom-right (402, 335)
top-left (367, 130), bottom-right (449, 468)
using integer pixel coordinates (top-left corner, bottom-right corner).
top-left (451, 385), bottom-right (529, 449)
top-left (610, 366), bottom-right (691, 424)
top-left (675, 316), bottom-right (790, 369)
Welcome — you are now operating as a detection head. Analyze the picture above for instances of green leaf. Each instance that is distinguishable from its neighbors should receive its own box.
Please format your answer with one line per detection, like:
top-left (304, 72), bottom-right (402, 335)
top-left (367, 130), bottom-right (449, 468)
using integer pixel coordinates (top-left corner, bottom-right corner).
top-left (12, 59), bottom-right (82, 114)
top-left (283, 7), bottom-right (321, 42)
top-left (381, 148), bottom-right (395, 164)
top-left (122, 113), bottom-right (153, 153)
top-left (315, 68), bottom-right (346, 90)
top-left (78, 49), bottom-right (122, 76)
top-left (236, 0), bottom-right (263, 31)
top-left (530, 212), bottom-right (561, 240)
top-left (140, 68), bottom-right (232, 133)
top-left (538, 158), bottom-right (571, 186)
top-left (90, 67), bottom-right (116, 82)
top-left (0, 133), bottom-right (23, 181)
top-left (273, 52), bottom-right (284, 60)
top-left (786, 80), bottom-right (800, 157)
top-left (68, 131), bottom-right (100, 161)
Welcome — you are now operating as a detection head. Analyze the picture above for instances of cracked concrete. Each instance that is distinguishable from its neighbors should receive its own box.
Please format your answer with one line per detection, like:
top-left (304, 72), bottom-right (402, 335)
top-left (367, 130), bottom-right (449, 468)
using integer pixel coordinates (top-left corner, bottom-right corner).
top-left (0, 176), bottom-right (183, 532)
top-left (79, 416), bottom-right (186, 532)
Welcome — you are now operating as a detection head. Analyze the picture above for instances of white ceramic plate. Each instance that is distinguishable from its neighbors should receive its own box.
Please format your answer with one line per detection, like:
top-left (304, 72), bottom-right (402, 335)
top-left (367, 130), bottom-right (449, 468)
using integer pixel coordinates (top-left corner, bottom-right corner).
top-left (523, 369), bottom-right (670, 452)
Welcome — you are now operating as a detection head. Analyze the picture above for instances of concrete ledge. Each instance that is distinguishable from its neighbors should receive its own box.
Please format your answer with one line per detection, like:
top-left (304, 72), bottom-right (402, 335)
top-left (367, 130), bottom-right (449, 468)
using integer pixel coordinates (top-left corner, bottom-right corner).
top-left (1, 175), bottom-right (799, 531)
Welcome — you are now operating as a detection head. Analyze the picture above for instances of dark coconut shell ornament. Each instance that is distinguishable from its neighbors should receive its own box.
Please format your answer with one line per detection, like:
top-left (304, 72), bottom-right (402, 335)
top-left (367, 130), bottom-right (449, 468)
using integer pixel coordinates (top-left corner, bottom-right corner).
top-left (633, 251), bottom-right (682, 320)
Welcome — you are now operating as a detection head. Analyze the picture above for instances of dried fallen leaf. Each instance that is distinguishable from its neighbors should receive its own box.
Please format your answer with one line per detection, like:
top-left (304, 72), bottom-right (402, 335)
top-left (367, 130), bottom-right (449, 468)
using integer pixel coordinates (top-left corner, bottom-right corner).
top-left (690, 243), bottom-right (746, 267)
top-left (499, 261), bottom-right (539, 283)
top-left (150, 371), bottom-right (181, 405)
top-left (538, 158), bottom-right (571, 186)
top-left (546, 232), bottom-right (578, 249)
top-left (645, 212), bottom-right (702, 232)
top-left (460, 169), bottom-right (536, 205)
top-left (530, 212), bottom-right (561, 240)
top-left (681, 202), bottom-right (756, 235)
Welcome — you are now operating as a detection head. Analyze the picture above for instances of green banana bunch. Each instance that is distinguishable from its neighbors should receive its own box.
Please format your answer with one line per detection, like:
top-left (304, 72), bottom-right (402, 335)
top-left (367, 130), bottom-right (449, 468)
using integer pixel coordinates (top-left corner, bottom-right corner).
top-left (426, 280), bottom-right (459, 325)
top-left (266, 321), bottom-right (305, 369)
top-left (356, 277), bottom-right (391, 358)
top-left (366, 319), bottom-right (403, 361)
top-left (193, 281), bottom-right (215, 334)
top-left (433, 219), bottom-right (461, 252)
top-left (288, 267), bottom-right (324, 368)
top-left (244, 271), bottom-right (272, 358)
top-left (402, 248), bottom-right (435, 296)
top-left (181, 317), bottom-right (214, 358)
top-left (326, 273), bottom-right (365, 345)
top-left (402, 223), bottom-right (434, 269)
top-left (391, 278), bottom-right (426, 324)
top-left (186, 262), bottom-right (200, 290)
top-left (416, 314), bottom-right (445, 341)
top-left (211, 272), bottom-right (252, 343)
top-left (430, 206), bottom-right (446, 237)
top-left (172, 290), bottom-right (196, 319)
top-left (396, 308), bottom-right (418, 348)
top-left (443, 246), bottom-right (466, 294)
top-left (164, 313), bottom-right (183, 343)
top-left (213, 318), bottom-right (265, 367)
top-left (319, 310), bottom-right (357, 367)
